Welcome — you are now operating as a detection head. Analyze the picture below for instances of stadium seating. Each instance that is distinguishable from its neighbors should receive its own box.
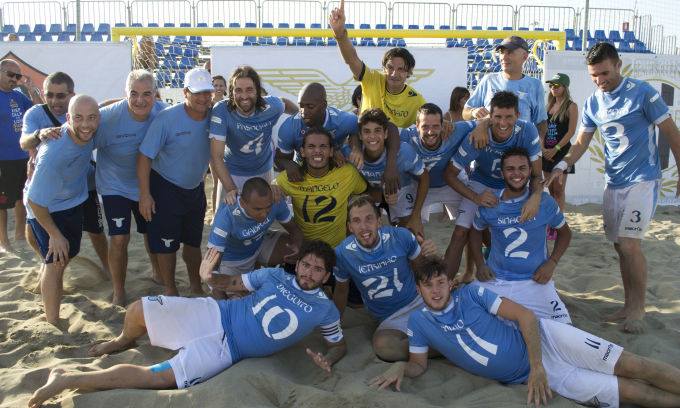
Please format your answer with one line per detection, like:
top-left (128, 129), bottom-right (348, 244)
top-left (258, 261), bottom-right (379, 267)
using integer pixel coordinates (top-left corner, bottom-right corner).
top-left (39, 33), bottom-right (52, 42)
top-left (17, 24), bottom-right (31, 37)
top-left (82, 23), bottom-right (95, 35)
top-left (623, 31), bottom-right (636, 42)
top-left (33, 24), bottom-right (47, 35)
top-left (608, 30), bottom-right (621, 42)
top-left (2, 25), bottom-right (16, 35)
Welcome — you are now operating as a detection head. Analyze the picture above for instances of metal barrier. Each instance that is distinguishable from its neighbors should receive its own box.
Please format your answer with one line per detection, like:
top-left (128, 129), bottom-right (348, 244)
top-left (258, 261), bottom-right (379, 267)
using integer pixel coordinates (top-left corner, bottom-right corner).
top-left (454, 3), bottom-right (515, 30)
top-left (648, 24), bottom-right (665, 54)
top-left (194, 0), bottom-right (258, 27)
top-left (581, 7), bottom-right (634, 34)
top-left (391, 2), bottom-right (452, 29)
top-left (129, 0), bottom-right (193, 26)
top-left (66, 1), bottom-right (128, 27)
top-left (261, 0), bottom-right (324, 28)
top-left (2, 1), bottom-right (64, 27)
top-left (326, 1), bottom-right (389, 29)
top-left (635, 14), bottom-right (653, 46)
top-left (517, 6), bottom-right (576, 31)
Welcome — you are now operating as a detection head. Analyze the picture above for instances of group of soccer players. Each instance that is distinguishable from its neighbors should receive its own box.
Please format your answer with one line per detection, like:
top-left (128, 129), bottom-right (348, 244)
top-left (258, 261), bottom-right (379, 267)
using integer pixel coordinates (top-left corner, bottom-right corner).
top-left (13, 0), bottom-right (680, 406)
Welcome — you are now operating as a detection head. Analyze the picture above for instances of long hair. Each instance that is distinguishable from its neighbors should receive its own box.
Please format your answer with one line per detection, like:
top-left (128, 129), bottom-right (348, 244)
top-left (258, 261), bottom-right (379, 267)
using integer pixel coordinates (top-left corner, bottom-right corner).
top-left (547, 85), bottom-right (573, 123)
top-left (227, 66), bottom-right (267, 112)
top-left (448, 87), bottom-right (470, 114)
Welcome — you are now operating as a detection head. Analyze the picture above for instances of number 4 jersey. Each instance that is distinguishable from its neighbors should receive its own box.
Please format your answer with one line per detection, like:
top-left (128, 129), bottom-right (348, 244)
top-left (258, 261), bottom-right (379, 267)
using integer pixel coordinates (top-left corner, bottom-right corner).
top-left (473, 190), bottom-right (565, 280)
top-left (334, 226), bottom-right (421, 321)
top-left (275, 164), bottom-right (367, 247)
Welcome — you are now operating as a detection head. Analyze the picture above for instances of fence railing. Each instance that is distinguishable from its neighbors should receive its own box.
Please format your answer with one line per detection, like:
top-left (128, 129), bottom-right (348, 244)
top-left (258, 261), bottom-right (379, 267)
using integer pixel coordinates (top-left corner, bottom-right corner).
top-left (194, 0), bottom-right (258, 28)
top-left (516, 6), bottom-right (576, 31)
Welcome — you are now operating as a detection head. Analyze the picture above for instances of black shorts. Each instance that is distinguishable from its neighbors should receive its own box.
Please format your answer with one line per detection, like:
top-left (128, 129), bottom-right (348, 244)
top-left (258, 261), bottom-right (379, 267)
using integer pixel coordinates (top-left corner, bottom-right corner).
top-left (147, 170), bottom-right (206, 253)
top-left (83, 190), bottom-right (104, 234)
top-left (27, 204), bottom-right (84, 264)
top-left (0, 158), bottom-right (28, 209)
top-left (542, 143), bottom-right (575, 174)
top-left (102, 194), bottom-right (148, 236)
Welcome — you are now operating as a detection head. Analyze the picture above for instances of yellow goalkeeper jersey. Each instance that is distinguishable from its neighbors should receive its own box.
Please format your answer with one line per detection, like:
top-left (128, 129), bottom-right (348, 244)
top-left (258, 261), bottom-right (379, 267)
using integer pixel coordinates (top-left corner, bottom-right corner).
top-left (359, 66), bottom-right (426, 128)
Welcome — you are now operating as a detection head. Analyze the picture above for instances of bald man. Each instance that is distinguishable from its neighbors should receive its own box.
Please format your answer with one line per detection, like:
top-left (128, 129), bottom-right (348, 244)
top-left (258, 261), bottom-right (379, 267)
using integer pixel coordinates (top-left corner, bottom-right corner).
top-left (0, 59), bottom-right (32, 252)
top-left (26, 94), bottom-right (100, 326)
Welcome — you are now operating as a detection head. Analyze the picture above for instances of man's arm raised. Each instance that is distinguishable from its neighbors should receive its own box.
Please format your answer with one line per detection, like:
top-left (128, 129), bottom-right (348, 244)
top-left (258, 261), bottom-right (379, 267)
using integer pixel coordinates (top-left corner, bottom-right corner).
top-left (199, 248), bottom-right (249, 292)
top-left (328, 0), bottom-right (364, 80)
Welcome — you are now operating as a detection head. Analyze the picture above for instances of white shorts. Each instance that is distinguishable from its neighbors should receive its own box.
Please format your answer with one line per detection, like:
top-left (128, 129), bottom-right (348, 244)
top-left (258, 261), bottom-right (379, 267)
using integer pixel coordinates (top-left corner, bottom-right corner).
top-left (389, 183), bottom-right (417, 221)
top-left (540, 319), bottom-right (623, 407)
top-left (216, 230), bottom-right (282, 276)
top-left (377, 296), bottom-right (425, 334)
top-left (456, 180), bottom-right (501, 228)
top-left (477, 278), bottom-right (571, 324)
top-left (215, 170), bottom-right (273, 208)
top-left (603, 180), bottom-right (659, 243)
top-left (420, 185), bottom-right (465, 223)
top-left (142, 296), bottom-right (233, 389)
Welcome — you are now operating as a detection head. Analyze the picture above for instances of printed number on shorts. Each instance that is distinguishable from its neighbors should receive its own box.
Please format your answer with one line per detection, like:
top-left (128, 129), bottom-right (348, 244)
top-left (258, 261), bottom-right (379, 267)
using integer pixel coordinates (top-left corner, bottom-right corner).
top-left (550, 300), bottom-right (562, 312)
top-left (630, 210), bottom-right (641, 223)
top-left (302, 195), bottom-right (337, 223)
top-left (502, 227), bottom-right (529, 259)
top-left (601, 121), bottom-right (629, 155)
top-left (405, 193), bottom-right (414, 204)
top-left (361, 268), bottom-right (404, 300)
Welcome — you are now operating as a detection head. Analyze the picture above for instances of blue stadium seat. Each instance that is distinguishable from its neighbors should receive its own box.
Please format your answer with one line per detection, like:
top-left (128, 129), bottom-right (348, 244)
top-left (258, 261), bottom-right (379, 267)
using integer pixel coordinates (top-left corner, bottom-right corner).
top-left (424, 25), bottom-right (434, 30)
top-left (57, 32), bottom-right (71, 42)
top-left (490, 62), bottom-right (501, 72)
top-left (311, 23), bottom-right (321, 29)
top-left (440, 25), bottom-right (450, 30)
top-left (408, 24), bottom-right (419, 30)
top-left (580, 30), bottom-right (593, 40)
top-left (156, 72), bottom-right (171, 87)
top-left (189, 36), bottom-right (202, 46)
top-left (309, 23), bottom-right (324, 46)
top-left (154, 43), bottom-right (165, 56)
top-left (197, 23), bottom-right (208, 28)
top-left (82, 23), bottom-right (95, 35)
top-left (172, 36), bottom-right (187, 45)
top-left (97, 23), bottom-right (111, 35)
top-left (376, 23), bottom-right (387, 29)
top-left (377, 38), bottom-right (390, 47)
top-left (572, 38), bottom-right (583, 51)
top-left (243, 36), bottom-right (257, 46)
top-left (172, 71), bottom-right (185, 87)
top-left (487, 26), bottom-right (498, 30)
top-left (258, 22), bottom-right (274, 45)
top-left (229, 23), bottom-right (240, 28)
top-left (549, 28), bottom-right (559, 32)
top-left (360, 38), bottom-right (376, 46)
top-left (534, 27), bottom-right (544, 31)
top-left (148, 23), bottom-right (159, 28)
top-left (471, 25), bottom-right (482, 31)
top-left (39, 33), bottom-right (52, 42)
top-left (180, 23), bottom-right (191, 28)
top-left (565, 29), bottom-right (576, 42)
top-left (262, 22), bottom-right (274, 28)
top-left (518, 27), bottom-right (529, 31)
top-left (359, 23), bottom-right (370, 29)
top-left (587, 39), bottom-right (597, 49)
top-left (2, 25), bottom-right (16, 34)
top-left (276, 23), bottom-right (290, 46)
top-left (608, 30), bottom-right (621, 42)
top-left (476, 39), bottom-right (489, 47)
top-left (292, 23), bottom-right (306, 46)
top-left (623, 31), bottom-right (636, 42)
top-left (131, 22), bottom-right (142, 28)
top-left (392, 38), bottom-right (406, 47)
top-left (33, 24), bottom-right (47, 35)
top-left (594, 30), bottom-right (607, 41)
top-left (90, 32), bottom-right (103, 41)
top-left (167, 45), bottom-right (183, 57)
top-left (23, 33), bottom-right (36, 41)
top-left (327, 38), bottom-right (337, 46)
top-left (245, 22), bottom-right (257, 28)
top-left (633, 41), bottom-right (648, 53)
top-left (163, 23), bottom-right (175, 28)
top-left (115, 23), bottom-right (126, 28)
top-left (162, 58), bottom-right (179, 70)
top-left (48, 24), bottom-right (62, 35)
top-left (158, 35), bottom-right (171, 44)
top-left (213, 22), bottom-right (225, 28)
top-left (17, 24), bottom-right (31, 36)
top-left (618, 41), bottom-right (632, 53)
top-left (502, 26), bottom-right (512, 30)
top-left (455, 25), bottom-right (466, 30)
top-left (65, 24), bottom-right (76, 35)
top-left (179, 56), bottom-right (195, 69)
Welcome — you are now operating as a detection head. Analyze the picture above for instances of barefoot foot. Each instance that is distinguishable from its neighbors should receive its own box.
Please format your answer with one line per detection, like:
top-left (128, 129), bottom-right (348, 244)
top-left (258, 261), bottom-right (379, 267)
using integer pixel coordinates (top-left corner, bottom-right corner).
top-left (111, 292), bottom-right (127, 307)
top-left (28, 368), bottom-right (70, 408)
top-left (88, 337), bottom-right (135, 357)
top-left (623, 310), bottom-right (646, 334)
top-left (604, 307), bottom-right (629, 322)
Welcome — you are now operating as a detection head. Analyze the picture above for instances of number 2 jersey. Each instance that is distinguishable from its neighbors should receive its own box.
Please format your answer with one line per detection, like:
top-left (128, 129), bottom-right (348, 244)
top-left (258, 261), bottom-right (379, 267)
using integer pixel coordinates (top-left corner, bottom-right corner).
top-left (473, 190), bottom-right (565, 280)
top-left (218, 268), bottom-right (343, 362)
top-left (275, 164), bottom-right (367, 247)
top-left (581, 77), bottom-right (670, 188)
top-left (334, 226), bottom-right (421, 321)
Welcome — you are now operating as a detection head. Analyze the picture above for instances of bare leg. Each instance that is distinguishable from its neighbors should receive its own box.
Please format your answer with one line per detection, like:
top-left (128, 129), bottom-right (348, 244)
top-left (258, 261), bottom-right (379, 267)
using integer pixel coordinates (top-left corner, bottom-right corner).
top-left (88, 232), bottom-right (110, 278)
top-left (108, 234), bottom-right (130, 306)
top-left (211, 171), bottom-right (218, 215)
top-left (41, 262), bottom-right (67, 326)
top-left (463, 243), bottom-right (475, 280)
top-left (443, 225), bottom-right (470, 279)
top-left (263, 232), bottom-right (292, 266)
top-left (143, 234), bottom-right (161, 284)
top-left (605, 243), bottom-right (633, 322)
top-left (156, 253), bottom-right (178, 296)
top-left (617, 238), bottom-right (647, 333)
top-left (26, 223), bottom-right (41, 257)
top-left (0, 208), bottom-right (11, 252)
top-left (372, 329), bottom-right (408, 362)
top-left (14, 199), bottom-right (26, 241)
top-left (28, 364), bottom-right (176, 408)
top-left (89, 299), bottom-right (148, 356)
top-left (615, 351), bottom-right (680, 394)
top-left (182, 244), bottom-right (203, 294)
top-left (548, 174), bottom-right (567, 211)
top-left (619, 377), bottom-right (680, 407)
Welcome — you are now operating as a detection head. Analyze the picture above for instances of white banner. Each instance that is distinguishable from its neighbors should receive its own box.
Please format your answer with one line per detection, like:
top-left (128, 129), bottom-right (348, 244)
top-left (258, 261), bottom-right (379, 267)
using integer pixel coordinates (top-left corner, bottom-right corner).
top-left (544, 51), bottom-right (679, 206)
top-left (0, 42), bottom-right (131, 102)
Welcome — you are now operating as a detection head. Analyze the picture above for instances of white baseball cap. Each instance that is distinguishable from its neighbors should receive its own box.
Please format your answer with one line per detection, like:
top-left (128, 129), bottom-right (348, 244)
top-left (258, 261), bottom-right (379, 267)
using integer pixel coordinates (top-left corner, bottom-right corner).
top-left (184, 68), bottom-right (214, 93)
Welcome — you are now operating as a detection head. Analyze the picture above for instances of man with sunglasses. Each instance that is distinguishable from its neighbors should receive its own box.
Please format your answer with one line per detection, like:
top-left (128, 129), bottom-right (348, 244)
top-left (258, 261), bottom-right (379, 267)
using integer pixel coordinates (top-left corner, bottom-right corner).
top-left (0, 59), bottom-right (32, 253)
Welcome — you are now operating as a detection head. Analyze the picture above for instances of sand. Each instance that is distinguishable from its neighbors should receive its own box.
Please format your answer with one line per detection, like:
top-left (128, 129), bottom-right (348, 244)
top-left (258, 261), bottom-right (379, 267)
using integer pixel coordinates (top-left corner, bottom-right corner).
top-left (1, 192), bottom-right (679, 408)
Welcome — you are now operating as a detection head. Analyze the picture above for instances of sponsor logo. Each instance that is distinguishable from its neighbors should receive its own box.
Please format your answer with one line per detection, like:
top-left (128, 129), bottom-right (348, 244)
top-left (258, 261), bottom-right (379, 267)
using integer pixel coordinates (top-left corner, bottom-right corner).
top-left (276, 283), bottom-right (313, 313)
top-left (497, 215), bottom-right (521, 225)
top-left (236, 121), bottom-right (274, 132)
top-left (441, 319), bottom-right (465, 332)
top-left (296, 182), bottom-right (339, 193)
top-left (359, 255), bottom-right (397, 274)
top-left (146, 295), bottom-right (164, 305)
top-left (624, 226), bottom-right (642, 232)
top-left (603, 343), bottom-right (614, 361)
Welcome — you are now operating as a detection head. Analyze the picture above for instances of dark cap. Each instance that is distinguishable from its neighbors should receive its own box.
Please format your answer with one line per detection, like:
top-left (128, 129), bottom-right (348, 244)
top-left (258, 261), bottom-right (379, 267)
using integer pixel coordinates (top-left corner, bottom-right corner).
top-left (545, 73), bottom-right (570, 87)
top-left (496, 36), bottom-right (529, 52)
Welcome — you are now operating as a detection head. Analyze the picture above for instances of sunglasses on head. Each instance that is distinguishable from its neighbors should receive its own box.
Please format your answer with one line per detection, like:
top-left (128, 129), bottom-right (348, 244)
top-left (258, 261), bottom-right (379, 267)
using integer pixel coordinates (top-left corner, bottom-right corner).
top-left (1, 69), bottom-right (23, 80)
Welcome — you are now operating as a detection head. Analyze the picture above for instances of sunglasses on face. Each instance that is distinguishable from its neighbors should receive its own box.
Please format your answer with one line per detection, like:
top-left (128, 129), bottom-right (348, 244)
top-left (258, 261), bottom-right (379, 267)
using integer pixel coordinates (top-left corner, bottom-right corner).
top-left (1, 69), bottom-right (23, 80)
top-left (549, 83), bottom-right (562, 89)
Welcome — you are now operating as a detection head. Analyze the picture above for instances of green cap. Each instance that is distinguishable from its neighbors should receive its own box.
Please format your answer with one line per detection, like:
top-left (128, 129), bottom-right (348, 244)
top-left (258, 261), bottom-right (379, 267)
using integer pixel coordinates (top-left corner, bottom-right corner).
top-left (546, 73), bottom-right (570, 87)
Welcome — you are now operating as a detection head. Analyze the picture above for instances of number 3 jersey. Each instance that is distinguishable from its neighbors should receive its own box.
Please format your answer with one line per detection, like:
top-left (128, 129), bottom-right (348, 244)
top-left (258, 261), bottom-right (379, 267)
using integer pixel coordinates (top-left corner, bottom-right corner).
top-left (275, 164), bottom-right (367, 247)
top-left (218, 268), bottom-right (343, 362)
top-left (581, 77), bottom-right (670, 188)
top-left (334, 226), bottom-right (421, 321)
top-left (473, 190), bottom-right (565, 280)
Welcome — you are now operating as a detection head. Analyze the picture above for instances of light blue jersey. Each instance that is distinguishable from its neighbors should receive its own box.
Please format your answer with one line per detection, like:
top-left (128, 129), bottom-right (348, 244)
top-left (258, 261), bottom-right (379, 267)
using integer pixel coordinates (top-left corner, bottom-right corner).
top-left (21, 104), bottom-right (66, 134)
top-left (96, 100), bottom-right (167, 200)
top-left (27, 126), bottom-right (93, 213)
top-left (334, 226), bottom-right (421, 321)
top-left (218, 267), bottom-right (343, 362)
top-left (341, 142), bottom-right (424, 188)
top-left (581, 77), bottom-right (670, 188)
top-left (400, 121), bottom-right (476, 188)
top-left (408, 283), bottom-right (530, 384)
top-left (451, 120), bottom-right (541, 189)
top-left (209, 95), bottom-right (285, 176)
top-left (465, 73), bottom-right (548, 125)
top-left (473, 190), bottom-right (565, 281)
top-left (139, 103), bottom-right (210, 189)
top-left (278, 107), bottom-right (358, 154)
top-left (207, 197), bottom-right (292, 262)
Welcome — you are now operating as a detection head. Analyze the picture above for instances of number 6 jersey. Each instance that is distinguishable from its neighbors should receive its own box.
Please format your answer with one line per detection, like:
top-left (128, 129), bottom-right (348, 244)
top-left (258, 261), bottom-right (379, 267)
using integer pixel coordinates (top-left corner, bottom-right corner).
top-left (275, 163), bottom-right (367, 247)
top-left (334, 226), bottom-right (421, 321)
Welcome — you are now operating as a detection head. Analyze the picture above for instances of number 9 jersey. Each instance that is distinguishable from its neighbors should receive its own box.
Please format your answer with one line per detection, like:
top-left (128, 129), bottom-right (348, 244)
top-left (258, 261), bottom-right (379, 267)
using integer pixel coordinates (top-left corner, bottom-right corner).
top-left (274, 164), bottom-right (367, 247)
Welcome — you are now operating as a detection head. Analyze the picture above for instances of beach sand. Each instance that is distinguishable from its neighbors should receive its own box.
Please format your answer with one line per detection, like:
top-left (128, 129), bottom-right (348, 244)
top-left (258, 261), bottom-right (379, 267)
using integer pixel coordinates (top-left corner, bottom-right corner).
top-left (1, 190), bottom-right (679, 407)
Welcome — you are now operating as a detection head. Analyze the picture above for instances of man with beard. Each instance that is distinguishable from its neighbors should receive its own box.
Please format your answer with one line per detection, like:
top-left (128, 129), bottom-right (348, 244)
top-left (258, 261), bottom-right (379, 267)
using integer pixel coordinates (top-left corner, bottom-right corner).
top-left (137, 67), bottom-right (212, 297)
top-left (26, 94), bottom-right (99, 326)
top-left (29, 241), bottom-right (346, 407)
